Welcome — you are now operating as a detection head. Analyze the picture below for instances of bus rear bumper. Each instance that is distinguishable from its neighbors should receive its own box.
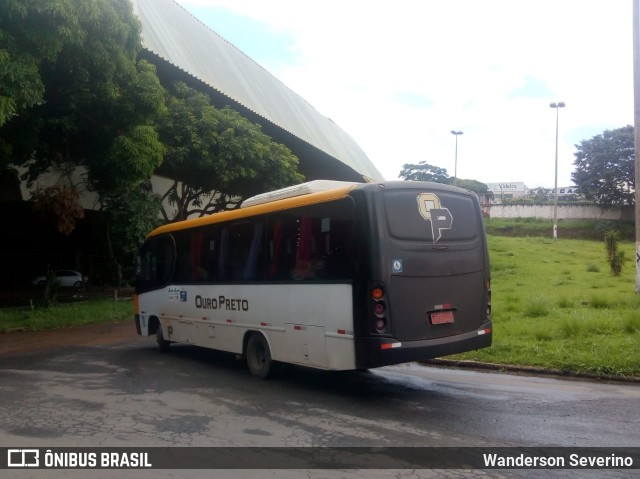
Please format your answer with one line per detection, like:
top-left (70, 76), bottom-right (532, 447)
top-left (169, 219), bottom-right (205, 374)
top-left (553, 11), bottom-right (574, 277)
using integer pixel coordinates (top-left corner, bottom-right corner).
top-left (355, 322), bottom-right (492, 370)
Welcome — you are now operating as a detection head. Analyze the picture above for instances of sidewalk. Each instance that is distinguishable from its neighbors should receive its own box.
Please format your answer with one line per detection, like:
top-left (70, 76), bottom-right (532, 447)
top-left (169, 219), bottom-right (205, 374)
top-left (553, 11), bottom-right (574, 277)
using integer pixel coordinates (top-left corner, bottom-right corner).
top-left (422, 358), bottom-right (640, 383)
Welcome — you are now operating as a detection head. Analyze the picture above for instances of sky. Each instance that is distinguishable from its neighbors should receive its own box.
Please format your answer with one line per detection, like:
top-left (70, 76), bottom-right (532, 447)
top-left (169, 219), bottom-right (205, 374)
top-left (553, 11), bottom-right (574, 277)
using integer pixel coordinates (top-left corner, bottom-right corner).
top-left (173, 0), bottom-right (633, 188)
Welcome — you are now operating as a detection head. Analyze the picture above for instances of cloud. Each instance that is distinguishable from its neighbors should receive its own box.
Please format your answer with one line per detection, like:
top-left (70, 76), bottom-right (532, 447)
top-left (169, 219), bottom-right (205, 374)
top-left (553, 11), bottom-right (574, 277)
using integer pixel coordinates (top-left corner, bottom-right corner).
top-left (174, 0), bottom-right (633, 187)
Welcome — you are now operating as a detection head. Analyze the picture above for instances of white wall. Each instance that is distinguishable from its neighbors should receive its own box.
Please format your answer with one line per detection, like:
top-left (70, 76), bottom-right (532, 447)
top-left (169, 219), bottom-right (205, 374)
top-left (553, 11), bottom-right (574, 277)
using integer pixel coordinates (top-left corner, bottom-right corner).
top-left (489, 204), bottom-right (633, 221)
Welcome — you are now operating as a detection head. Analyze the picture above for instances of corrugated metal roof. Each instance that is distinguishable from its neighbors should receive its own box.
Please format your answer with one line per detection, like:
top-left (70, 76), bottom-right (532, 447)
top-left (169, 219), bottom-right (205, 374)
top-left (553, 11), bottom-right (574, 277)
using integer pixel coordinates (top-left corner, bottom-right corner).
top-left (131, 0), bottom-right (385, 182)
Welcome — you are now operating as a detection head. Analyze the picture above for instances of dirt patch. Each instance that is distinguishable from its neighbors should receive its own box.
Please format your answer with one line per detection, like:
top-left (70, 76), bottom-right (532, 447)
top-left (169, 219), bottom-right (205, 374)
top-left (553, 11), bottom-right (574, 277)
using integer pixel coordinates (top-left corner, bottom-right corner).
top-left (0, 320), bottom-right (140, 356)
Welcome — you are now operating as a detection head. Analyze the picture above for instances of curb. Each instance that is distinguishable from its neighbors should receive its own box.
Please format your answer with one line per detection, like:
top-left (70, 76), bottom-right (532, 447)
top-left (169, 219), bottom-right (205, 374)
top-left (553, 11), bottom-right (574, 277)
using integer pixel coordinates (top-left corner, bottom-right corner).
top-left (420, 359), bottom-right (640, 384)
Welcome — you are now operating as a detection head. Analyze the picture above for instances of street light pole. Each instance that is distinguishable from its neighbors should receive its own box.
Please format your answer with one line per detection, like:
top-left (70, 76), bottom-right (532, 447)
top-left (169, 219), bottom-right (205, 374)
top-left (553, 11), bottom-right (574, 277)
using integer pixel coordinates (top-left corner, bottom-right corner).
top-left (550, 102), bottom-right (565, 240)
top-left (450, 130), bottom-right (463, 179)
top-left (634, 0), bottom-right (640, 294)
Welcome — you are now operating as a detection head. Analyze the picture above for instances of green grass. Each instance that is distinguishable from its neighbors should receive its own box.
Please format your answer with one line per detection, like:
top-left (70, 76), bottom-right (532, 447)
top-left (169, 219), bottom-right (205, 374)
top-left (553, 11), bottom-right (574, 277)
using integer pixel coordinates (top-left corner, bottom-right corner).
top-left (0, 299), bottom-right (132, 333)
top-left (484, 217), bottom-right (635, 241)
top-left (450, 235), bottom-right (640, 378)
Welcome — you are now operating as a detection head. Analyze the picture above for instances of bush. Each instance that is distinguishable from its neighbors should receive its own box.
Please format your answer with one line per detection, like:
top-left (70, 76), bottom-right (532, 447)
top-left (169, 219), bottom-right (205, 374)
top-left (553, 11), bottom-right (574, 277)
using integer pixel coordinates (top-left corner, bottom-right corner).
top-left (604, 230), bottom-right (625, 276)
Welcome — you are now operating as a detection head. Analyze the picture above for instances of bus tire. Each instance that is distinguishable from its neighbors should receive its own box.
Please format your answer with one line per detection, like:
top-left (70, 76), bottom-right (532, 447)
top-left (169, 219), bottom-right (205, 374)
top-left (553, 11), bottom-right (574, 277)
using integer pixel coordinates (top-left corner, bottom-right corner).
top-left (157, 324), bottom-right (171, 353)
top-left (246, 333), bottom-right (273, 379)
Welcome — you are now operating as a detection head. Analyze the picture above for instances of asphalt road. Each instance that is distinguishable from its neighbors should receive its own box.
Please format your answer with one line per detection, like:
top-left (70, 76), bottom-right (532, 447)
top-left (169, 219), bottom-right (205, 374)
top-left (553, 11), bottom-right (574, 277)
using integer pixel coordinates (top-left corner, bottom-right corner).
top-left (0, 324), bottom-right (638, 479)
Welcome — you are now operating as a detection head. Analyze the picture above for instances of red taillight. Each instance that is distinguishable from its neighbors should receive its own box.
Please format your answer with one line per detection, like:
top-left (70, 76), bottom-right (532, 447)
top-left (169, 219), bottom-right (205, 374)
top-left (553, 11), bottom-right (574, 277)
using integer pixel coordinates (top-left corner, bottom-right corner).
top-left (371, 284), bottom-right (386, 332)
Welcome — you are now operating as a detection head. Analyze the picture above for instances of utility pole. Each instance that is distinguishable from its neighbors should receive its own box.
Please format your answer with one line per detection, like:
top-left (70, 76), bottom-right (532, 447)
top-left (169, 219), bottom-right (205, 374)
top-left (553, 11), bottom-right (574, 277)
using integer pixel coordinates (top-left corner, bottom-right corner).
top-left (634, 0), bottom-right (640, 294)
top-left (550, 102), bottom-right (565, 240)
top-left (450, 130), bottom-right (463, 179)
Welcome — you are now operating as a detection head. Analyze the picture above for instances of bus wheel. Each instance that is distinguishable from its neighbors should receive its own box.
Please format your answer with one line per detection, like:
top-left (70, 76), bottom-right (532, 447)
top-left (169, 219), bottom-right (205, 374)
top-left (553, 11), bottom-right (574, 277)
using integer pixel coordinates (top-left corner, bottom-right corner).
top-left (157, 324), bottom-right (170, 353)
top-left (246, 333), bottom-right (272, 379)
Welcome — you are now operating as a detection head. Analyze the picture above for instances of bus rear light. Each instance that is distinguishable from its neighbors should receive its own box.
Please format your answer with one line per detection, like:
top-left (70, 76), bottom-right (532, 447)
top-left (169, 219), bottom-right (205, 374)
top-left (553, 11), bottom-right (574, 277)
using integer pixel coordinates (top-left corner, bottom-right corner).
top-left (371, 283), bottom-right (387, 333)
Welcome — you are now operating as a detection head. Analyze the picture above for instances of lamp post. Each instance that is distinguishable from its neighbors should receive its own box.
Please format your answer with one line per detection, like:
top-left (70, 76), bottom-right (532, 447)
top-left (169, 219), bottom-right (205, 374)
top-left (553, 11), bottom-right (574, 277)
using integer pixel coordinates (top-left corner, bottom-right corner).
top-left (450, 130), bottom-right (463, 179)
top-left (549, 102), bottom-right (565, 240)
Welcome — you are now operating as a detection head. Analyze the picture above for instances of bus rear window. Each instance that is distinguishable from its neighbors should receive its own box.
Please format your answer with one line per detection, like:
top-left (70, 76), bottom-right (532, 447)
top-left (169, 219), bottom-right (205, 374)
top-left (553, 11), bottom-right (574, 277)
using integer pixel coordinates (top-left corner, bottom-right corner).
top-left (384, 189), bottom-right (480, 242)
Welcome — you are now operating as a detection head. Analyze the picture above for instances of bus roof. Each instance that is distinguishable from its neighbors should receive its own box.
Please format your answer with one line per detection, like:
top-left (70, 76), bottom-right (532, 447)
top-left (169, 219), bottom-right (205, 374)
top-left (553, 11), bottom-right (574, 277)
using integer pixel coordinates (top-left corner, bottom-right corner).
top-left (240, 180), bottom-right (361, 208)
top-left (147, 180), bottom-right (362, 238)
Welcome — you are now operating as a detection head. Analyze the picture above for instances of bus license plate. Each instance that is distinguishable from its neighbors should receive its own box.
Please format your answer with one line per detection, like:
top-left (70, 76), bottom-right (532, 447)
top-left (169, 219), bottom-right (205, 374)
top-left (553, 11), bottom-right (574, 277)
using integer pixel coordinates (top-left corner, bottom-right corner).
top-left (430, 311), bottom-right (454, 325)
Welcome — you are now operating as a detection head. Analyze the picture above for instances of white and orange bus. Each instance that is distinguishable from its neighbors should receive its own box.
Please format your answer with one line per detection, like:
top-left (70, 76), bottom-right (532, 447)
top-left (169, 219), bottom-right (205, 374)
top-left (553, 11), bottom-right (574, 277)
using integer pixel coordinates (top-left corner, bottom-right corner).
top-left (134, 180), bottom-right (492, 378)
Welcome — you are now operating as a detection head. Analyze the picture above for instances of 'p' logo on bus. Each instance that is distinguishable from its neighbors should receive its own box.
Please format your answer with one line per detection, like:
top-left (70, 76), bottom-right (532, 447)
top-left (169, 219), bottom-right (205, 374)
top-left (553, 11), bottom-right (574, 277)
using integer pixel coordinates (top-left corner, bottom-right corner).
top-left (416, 193), bottom-right (453, 242)
top-left (7, 449), bottom-right (40, 467)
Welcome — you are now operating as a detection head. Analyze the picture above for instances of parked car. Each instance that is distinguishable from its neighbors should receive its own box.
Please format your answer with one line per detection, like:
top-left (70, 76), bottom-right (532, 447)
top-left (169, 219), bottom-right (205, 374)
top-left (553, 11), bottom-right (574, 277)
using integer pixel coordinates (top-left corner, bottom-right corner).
top-left (31, 270), bottom-right (88, 288)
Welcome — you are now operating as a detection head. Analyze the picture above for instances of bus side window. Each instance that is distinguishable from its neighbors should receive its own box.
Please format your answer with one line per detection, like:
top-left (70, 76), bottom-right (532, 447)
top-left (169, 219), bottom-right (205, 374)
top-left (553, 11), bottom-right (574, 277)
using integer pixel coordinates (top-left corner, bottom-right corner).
top-left (324, 218), bottom-right (354, 279)
top-left (136, 235), bottom-right (175, 291)
top-left (171, 227), bottom-right (219, 283)
top-left (174, 231), bottom-right (207, 282)
top-left (292, 216), bottom-right (314, 280)
top-left (267, 200), bottom-right (355, 281)
top-left (267, 215), bottom-right (297, 280)
top-left (243, 222), bottom-right (264, 280)
top-left (196, 225), bottom-right (218, 282)
top-left (173, 232), bottom-right (191, 282)
top-left (220, 220), bottom-right (265, 282)
top-left (218, 228), bottom-right (229, 281)
top-left (204, 235), bottom-right (218, 280)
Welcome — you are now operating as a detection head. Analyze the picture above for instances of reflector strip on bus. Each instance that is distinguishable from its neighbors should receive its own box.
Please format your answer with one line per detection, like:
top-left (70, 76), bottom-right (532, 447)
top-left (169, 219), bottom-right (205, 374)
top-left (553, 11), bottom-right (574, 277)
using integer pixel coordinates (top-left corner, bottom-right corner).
top-left (478, 328), bottom-right (492, 335)
top-left (333, 329), bottom-right (353, 335)
top-left (434, 303), bottom-right (453, 310)
top-left (380, 342), bottom-right (402, 350)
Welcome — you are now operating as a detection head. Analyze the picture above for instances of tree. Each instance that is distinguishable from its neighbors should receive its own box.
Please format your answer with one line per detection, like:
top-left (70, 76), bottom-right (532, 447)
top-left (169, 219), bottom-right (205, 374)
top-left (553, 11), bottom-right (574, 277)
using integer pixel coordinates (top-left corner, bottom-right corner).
top-left (31, 184), bottom-right (84, 236)
top-left (399, 162), bottom-right (450, 184)
top-left (1, 0), bottom-right (167, 282)
top-left (101, 182), bottom-right (164, 285)
top-left (450, 178), bottom-right (488, 194)
top-left (398, 161), bottom-right (488, 195)
top-left (0, 0), bottom-right (166, 218)
top-left (527, 187), bottom-right (552, 203)
top-left (1, 0), bottom-right (304, 281)
top-left (157, 82), bottom-right (304, 221)
top-left (572, 125), bottom-right (635, 207)
top-left (0, 0), bottom-right (52, 128)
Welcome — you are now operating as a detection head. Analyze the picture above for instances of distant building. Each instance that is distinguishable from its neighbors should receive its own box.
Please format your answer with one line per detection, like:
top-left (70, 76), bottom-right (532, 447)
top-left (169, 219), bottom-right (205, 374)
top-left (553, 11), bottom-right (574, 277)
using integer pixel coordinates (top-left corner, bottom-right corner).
top-left (485, 182), bottom-right (580, 203)
top-left (485, 182), bottom-right (527, 201)
top-left (554, 186), bottom-right (580, 197)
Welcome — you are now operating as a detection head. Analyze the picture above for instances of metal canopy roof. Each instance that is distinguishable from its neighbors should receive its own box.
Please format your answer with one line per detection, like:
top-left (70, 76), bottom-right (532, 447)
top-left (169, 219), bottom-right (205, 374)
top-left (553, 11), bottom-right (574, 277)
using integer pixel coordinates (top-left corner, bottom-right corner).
top-left (131, 0), bottom-right (385, 183)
